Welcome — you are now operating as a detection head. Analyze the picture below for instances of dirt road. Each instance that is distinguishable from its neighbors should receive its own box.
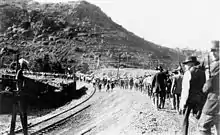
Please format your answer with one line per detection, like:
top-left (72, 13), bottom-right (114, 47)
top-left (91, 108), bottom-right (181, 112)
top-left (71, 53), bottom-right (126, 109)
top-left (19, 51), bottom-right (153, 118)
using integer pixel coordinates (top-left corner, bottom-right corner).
top-left (48, 86), bottom-right (199, 135)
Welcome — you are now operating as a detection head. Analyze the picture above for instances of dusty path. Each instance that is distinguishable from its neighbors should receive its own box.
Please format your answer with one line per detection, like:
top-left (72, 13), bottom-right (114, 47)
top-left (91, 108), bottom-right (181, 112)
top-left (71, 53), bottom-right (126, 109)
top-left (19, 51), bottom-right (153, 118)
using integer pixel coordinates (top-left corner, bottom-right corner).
top-left (47, 87), bottom-right (199, 135)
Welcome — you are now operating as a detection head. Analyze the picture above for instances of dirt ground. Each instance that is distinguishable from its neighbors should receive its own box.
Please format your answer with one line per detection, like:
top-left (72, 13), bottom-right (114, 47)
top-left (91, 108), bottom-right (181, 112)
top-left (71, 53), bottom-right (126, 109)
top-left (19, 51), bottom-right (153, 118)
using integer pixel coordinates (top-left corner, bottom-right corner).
top-left (47, 85), bottom-right (199, 135)
top-left (0, 67), bottom-right (207, 135)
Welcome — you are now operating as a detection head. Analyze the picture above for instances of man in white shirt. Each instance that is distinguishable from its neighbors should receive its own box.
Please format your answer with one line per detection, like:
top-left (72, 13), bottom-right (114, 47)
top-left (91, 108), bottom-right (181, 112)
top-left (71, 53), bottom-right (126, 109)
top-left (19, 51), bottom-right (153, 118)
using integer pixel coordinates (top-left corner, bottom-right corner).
top-left (179, 56), bottom-right (206, 135)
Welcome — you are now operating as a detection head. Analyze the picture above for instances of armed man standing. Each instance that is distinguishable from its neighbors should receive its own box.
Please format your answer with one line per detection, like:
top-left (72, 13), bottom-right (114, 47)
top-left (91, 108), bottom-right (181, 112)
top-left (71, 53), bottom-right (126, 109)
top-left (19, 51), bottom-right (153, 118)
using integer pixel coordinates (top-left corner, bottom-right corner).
top-left (9, 57), bottom-right (28, 135)
top-left (198, 40), bottom-right (220, 135)
top-left (179, 56), bottom-right (206, 135)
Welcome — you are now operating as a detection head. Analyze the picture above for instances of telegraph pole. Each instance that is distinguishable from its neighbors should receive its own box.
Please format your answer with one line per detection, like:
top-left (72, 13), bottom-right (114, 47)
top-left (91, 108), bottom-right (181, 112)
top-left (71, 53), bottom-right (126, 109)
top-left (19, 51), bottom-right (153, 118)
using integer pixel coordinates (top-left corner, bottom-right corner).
top-left (97, 54), bottom-right (101, 69)
top-left (16, 53), bottom-right (19, 72)
top-left (117, 54), bottom-right (121, 80)
top-left (126, 52), bottom-right (128, 64)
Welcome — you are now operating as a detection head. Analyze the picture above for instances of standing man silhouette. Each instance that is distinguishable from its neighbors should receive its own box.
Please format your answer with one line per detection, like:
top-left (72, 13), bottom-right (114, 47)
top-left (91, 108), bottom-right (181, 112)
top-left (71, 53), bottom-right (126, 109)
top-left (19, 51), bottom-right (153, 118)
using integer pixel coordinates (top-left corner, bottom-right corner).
top-left (10, 58), bottom-right (28, 135)
top-left (198, 40), bottom-right (220, 135)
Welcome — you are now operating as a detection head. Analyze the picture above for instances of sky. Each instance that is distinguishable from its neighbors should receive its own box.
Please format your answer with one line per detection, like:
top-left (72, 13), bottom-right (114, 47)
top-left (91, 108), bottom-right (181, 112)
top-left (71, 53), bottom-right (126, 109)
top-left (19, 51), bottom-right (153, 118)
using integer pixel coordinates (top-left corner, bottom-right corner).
top-left (35, 0), bottom-right (220, 50)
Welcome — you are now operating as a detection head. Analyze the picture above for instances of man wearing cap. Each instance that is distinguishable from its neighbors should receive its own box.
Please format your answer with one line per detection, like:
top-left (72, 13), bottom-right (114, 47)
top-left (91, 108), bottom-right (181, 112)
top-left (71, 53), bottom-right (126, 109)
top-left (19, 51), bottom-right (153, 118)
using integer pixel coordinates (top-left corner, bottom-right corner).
top-left (10, 58), bottom-right (28, 135)
top-left (179, 56), bottom-right (206, 135)
top-left (170, 67), bottom-right (183, 112)
top-left (198, 40), bottom-right (220, 135)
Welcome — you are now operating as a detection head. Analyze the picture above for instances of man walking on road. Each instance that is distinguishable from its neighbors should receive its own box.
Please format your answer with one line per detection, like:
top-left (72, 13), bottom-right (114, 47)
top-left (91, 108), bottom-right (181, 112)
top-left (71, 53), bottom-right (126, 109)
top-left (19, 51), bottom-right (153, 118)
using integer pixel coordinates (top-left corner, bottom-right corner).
top-left (179, 56), bottom-right (206, 135)
top-left (198, 40), bottom-right (220, 135)
top-left (171, 67), bottom-right (183, 112)
top-left (151, 66), bottom-right (167, 109)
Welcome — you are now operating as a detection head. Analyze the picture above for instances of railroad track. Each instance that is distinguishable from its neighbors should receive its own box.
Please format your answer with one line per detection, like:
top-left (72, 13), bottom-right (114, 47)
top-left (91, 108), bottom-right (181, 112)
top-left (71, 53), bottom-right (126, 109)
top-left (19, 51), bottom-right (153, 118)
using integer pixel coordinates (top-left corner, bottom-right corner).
top-left (30, 105), bottom-right (91, 135)
top-left (1, 84), bottom-right (96, 135)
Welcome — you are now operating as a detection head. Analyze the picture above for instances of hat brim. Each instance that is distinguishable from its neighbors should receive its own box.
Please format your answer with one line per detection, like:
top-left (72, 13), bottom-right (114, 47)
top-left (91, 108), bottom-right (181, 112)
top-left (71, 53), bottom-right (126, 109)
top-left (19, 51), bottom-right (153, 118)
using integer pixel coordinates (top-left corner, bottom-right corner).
top-left (211, 48), bottom-right (219, 52)
top-left (182, 61), bottom-right (200, 65)
top-left (172, 70), bottom-right (178, 73)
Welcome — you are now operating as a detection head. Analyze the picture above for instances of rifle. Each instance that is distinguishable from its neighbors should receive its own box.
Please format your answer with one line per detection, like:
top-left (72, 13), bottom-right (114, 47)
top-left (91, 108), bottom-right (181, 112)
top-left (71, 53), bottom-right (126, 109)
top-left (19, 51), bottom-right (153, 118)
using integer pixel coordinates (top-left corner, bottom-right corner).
top-left (199, 59), bottom-right (206, 71)
top-left (178, 61), bottom-right (184, 74)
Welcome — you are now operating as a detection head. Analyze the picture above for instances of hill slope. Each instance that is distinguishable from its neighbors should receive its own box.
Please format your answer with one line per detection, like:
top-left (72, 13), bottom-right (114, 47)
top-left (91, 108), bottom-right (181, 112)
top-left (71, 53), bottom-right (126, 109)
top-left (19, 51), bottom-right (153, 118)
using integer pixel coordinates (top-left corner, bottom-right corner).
top-left (0, 0), bottom-right (184, 73)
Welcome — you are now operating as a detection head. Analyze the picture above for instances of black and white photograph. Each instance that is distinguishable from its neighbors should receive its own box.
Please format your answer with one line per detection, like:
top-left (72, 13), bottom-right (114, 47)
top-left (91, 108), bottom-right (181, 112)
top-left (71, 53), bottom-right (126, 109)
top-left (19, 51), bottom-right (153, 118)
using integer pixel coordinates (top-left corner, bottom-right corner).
top-left (0, 0), bottom-right (219, 135)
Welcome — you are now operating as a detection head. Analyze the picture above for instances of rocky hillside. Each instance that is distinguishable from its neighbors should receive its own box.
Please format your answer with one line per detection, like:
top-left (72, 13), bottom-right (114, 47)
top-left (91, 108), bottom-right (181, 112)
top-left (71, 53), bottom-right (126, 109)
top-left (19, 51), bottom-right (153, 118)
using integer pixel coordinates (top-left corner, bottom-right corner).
top-left (0, 0), bottom-right (185, 73)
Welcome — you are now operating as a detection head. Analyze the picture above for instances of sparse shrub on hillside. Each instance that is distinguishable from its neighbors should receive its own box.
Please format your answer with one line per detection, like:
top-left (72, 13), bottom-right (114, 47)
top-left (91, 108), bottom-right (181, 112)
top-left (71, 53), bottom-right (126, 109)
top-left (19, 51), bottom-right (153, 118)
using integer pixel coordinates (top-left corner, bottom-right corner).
top-left (74, 47), bottom-right (85, 53)
top-left (76, 62), bottom-right (89, 74)
top-left (29, 53), bottom-right (64, 73)
top-left (50, 60), bottom-right (64, 73)
top-left (0, 1), bottom-right (185, 71)
top-left (29, 56), bottom-right (43, 72)
top-left (0, 5), bottom-right (26, 32)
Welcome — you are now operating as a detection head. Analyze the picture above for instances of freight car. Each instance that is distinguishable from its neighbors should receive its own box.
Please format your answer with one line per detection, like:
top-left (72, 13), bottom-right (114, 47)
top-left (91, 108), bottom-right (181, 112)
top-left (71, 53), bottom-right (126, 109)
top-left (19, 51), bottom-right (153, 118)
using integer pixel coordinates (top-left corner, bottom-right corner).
top-left (0, 71), bottom-right (77, 113)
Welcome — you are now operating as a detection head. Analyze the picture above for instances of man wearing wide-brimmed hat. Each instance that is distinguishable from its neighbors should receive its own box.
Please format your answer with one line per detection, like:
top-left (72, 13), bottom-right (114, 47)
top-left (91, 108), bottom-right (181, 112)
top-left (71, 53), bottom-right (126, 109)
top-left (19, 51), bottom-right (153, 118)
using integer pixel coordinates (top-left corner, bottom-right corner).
top-left (179, 56), bottom-right (206, 135)
top-left (198, 40), bottom-right (220, 135)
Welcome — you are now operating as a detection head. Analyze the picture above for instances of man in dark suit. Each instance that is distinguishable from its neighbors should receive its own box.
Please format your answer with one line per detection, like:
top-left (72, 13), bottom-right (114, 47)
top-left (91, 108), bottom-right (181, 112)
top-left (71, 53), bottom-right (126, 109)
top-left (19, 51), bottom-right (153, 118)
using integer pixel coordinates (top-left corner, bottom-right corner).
top-left (151, 66), bottom-right (167, 109)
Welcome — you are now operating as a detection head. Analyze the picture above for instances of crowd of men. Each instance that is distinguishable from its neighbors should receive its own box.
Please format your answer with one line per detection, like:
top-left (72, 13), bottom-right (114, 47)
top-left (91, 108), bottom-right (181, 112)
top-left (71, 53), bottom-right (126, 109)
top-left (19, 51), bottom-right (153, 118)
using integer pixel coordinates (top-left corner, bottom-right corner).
top-left (2, 38), bottom-right (218, 135)
top-left (149, 40), bottom-right (219, 135)
top-left (79, 40), bottom-right (219, 135)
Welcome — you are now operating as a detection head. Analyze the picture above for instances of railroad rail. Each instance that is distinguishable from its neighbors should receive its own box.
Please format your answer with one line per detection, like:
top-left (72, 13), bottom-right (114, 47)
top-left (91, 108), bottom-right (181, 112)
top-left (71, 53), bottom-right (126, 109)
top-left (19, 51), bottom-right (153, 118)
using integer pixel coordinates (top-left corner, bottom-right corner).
top-left (1, 69), bottom-right (76, 79)
top-left (1, 83), bottom-right (96, 135)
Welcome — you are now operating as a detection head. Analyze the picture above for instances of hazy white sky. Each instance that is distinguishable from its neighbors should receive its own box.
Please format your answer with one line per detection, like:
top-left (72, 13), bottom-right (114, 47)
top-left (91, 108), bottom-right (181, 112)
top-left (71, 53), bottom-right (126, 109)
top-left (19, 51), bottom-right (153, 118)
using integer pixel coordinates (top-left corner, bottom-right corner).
top-left (35, 0), bottom-right (219, 50)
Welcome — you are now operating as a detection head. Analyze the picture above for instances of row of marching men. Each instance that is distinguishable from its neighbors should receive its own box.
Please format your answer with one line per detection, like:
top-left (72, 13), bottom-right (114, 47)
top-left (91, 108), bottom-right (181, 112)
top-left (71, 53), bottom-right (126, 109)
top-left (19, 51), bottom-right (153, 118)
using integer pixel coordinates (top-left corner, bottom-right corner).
top-left (78, 74), bottom-right (117, 92)
top-left (79, 74), bottom-right (157, 93)
top-left (77, 73), bottom-right (152, 92)
top-left (149, 41), bottom-right (220, 135)
top-left (78, 40), bottom-right (219, 135)
top-left (92, 77), bottom-right (116, 92)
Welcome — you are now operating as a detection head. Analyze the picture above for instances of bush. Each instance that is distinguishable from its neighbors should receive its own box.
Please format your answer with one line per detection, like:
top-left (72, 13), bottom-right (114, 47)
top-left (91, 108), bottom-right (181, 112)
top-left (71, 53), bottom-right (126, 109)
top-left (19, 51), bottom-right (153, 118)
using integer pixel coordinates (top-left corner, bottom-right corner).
top-left (74, 47), bottom-right (85, 53)
top-left (29, 53), bottom-right (64, 73)
top-left (76, 62), bottom-right (89, 74)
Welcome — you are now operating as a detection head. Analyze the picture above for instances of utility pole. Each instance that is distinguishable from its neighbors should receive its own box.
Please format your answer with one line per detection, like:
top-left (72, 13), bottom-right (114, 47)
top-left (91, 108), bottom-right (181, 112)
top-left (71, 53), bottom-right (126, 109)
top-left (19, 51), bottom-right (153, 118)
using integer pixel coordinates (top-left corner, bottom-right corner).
top-left (178, 50), bottom-right (180, 62)
top-left (126, 52), bottom-right (128, 64)
top-left (177, 48), bottom-right (180, 67)
top-left (97, 54), bottom-right (101, 69)
top-left (117, 54), bottom-right (121, 80)
top-left (16, 53), bottom-right (19, 72)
